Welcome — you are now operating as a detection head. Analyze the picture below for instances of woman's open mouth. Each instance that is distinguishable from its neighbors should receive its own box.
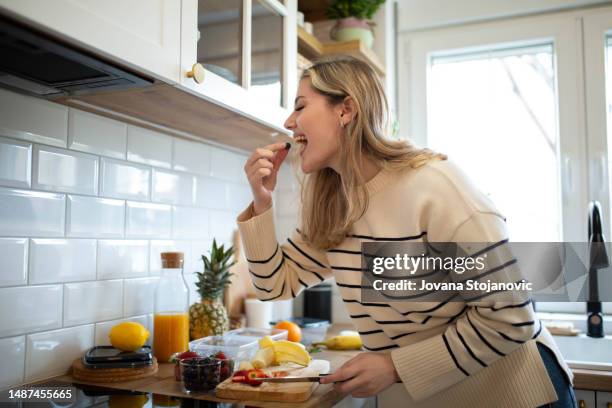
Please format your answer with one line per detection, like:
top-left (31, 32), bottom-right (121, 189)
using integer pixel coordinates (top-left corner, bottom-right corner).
top-left (294, 135), bottom-right (307, 156)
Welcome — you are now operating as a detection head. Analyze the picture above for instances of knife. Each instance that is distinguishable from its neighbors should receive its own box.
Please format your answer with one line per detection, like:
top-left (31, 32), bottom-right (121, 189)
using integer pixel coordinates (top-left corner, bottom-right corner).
top-left (258, 373), bottom-right (330, 383)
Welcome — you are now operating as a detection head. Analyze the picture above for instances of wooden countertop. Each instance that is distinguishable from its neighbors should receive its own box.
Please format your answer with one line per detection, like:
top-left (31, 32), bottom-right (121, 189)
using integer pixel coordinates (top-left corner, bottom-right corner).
top-left (36, 322), bottom-right (612, 405)
top-left (51, 349), bottom-right (360, 408)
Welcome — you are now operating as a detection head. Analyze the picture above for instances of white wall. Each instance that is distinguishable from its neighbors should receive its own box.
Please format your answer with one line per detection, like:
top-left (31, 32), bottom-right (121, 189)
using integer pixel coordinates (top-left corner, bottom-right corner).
top-left (397, 0), bottom-right (611, 31)
top-left (0, 88), bottom-right (255, 388)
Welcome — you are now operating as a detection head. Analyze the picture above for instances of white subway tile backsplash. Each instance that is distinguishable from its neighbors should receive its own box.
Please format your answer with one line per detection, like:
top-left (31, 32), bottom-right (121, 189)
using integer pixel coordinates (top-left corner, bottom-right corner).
top-left (149, 240), bottom-right (192, 276)
top-left (67, 195), bottom-right (124, 238)
top-left (33, 145), bottom-right (99, 195)
top-left (68, 109), bottom-right (127, 159)
top-left (25, 325), bottom-right (94, 382)
top-left (184, 273), bottom-right (200, 304)
top-left (209, 210), bottom-right (238, 242)
top-left (152, 169), bottom-right (195, 205)
top-left (227, 183), bottom-right (252, 212)
top-left (173, 138), bottom-right (210, 175)
top-left (126, 201), bottom-right (171, 238)
top-left (173, 207), bottom-right (209, 239)
top-left (100, 158), bottom-right (150, 200)
top-left (63, 280), bottom-right (123, 326)
top-left (0, 88), bottom-right (68, 147)
top-left (0, 188), bottom-right (65, 237)
top-left (123, 278), bottom-right (158, 316)
top-left (209, 146), bottom-right (247, 182)
top-left (0, 136), bottom-right (31, 188)
top-left (97, 240), bottom-right (149, 279)
top-left (127, 126), bottom-right (172, 168)
top-left (94, 315), bottom-right (149, 347)
top-left (0, 285), bottom-right (63, 337)
top-left (29, 239), bottom-right (97, 284)
top-left (0, 238), bottom-right (28, 287)
top-left (191, 240), bottom-right (213, 274)
top-left (195, 176), bottom-right (228, 209)
top-left (0, 88), bottom-right (300, 390)
top-left (0, 336), bottom-right (25, 388)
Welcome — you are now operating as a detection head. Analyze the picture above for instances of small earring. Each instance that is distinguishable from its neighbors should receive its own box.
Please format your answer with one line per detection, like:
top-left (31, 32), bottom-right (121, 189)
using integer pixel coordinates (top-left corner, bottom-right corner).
top-left (340, 119), bottom-right (345, 128)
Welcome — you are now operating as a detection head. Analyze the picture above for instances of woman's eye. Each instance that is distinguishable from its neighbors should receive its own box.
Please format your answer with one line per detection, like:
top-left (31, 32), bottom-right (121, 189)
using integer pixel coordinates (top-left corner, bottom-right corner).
top-left (294, 106), bottom-right (304, 111)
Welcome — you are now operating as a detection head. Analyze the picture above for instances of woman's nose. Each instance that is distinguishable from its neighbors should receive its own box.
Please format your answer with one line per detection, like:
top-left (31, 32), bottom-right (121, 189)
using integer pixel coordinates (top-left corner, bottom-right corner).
top-left (284, 112), bottom-right (296, 130)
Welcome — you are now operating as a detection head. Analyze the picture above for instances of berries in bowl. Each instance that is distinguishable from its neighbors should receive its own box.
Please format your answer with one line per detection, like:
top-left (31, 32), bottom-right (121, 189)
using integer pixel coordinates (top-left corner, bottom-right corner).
top-left (180, 357), bottom-right (221, 393)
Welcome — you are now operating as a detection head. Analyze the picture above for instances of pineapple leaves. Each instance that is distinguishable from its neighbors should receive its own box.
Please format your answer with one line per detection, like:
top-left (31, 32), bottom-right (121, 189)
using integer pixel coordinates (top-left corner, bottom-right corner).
top-left (195, 239), bottom-right (236, 300)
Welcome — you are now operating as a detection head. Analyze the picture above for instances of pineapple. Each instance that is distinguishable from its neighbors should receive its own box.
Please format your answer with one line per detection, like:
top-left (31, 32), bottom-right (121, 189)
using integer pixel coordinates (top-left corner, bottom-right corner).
top-left (189, 239), bottom-right (236, 340)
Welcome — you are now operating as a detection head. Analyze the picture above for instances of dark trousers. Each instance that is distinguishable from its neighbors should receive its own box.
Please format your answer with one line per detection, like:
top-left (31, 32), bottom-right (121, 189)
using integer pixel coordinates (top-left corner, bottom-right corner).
top-left (536, 342), bottom-right (577, 408)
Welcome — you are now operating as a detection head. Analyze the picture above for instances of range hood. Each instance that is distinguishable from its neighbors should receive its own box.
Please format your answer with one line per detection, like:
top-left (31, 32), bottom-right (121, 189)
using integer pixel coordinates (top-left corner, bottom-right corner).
top-left (0, 16), bottom-right (152, 98)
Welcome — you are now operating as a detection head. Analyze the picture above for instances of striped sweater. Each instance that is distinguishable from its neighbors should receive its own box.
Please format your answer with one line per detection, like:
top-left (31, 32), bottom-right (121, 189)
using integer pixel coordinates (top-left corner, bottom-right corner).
top-left (236, 159), bottom-right (573, 408)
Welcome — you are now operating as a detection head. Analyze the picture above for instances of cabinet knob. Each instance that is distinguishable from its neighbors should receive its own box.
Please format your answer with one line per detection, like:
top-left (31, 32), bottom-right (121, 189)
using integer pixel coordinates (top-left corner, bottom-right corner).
top-left (578, 400), bottom-right (585, 408)
top-left (186, 63), bottom-right (205, 84)
top-left (607, 402), bottom-right (611, 408)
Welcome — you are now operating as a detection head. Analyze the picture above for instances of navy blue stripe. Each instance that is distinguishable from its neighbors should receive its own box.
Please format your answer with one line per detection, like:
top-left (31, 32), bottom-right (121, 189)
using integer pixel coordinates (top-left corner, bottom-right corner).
top-left (363, 344), bottom-right (398, 351)
top-left (466, 311), bottom-right (505, 357)
top-left (287, 238), bottom-right (326, 269)
top-left (531, 320), bottom-right (543, 339)
top-left (496, 330), bottom-right (525, 344)
top-left (511, 320), bottom-right (535, 327)
top-left (246, 245), bottom-right (279, 264)
top-left (282, 251), bottom-right (325, 282)
top-left (390, 332), bottom-right (415, 340)
top-left (260, 282), bottom-right (286, 301)
top-left (359, 329), bottom-right (384, 335)
top-left (341, 299), bottom-right (392, 307)
top-left (348, 231), bottom-right (427, 241)
top-left (328, 248), bottom-right (362, 255)
top-left (443, 333), bottom-right (470, 376)
top-left (479, 299), bottom-right (532, 312)
top-left (456, 327), bottom-right (487, 367)
top-left (248, 256), bottom-right (285, 279)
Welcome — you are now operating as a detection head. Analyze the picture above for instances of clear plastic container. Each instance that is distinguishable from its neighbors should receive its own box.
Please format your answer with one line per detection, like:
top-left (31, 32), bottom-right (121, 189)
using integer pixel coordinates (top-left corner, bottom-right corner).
top-left (270, 317), bottom-right (330, 346)
top-left (189, 327), bottom-right (287, 362)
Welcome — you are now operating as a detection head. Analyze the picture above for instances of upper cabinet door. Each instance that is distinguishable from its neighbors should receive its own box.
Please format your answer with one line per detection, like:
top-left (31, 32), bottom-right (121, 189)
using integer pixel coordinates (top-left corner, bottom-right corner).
top-left (180, 0), bottom-right (296, 133)
top-left (0, 0), bottom-right (181, 83)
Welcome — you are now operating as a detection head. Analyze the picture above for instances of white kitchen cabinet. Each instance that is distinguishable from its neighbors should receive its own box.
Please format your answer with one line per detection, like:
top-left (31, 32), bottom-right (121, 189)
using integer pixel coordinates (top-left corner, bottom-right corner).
top-left (0, 0), bottom-right (181, 83)
top-left (576, 389), bottom-right (596, 407)
top-left (179, 0), bottom-right (297, 135)
top-left (597, 391), bottom-right (612, 408)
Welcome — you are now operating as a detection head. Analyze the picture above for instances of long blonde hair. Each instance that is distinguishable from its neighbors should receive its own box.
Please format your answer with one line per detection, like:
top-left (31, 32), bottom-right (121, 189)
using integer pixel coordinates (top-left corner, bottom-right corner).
top-left (296, 55), bottom-right (447, 250)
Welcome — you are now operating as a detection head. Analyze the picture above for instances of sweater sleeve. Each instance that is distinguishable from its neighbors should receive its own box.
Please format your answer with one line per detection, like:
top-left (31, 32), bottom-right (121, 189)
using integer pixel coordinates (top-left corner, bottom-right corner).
top-left (390, 211), bottom-right (539, 402)
top-left (236, 202), bottom-right (333, 301)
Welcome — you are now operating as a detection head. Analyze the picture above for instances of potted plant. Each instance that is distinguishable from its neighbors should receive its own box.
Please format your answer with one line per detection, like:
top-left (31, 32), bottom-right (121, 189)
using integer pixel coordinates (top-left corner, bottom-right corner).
top-left (326, 0), bottom-right (386, 48)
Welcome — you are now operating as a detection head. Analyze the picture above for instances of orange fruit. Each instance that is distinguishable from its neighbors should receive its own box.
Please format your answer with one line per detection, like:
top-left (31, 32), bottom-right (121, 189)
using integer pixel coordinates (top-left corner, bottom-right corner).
top-left (274, 321), bottom-right (302, 342)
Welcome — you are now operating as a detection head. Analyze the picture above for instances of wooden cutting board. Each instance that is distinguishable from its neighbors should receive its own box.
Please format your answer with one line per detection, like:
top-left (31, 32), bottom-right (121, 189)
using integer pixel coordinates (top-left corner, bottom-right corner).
top-left (215, 360), bottom-right (330, 402)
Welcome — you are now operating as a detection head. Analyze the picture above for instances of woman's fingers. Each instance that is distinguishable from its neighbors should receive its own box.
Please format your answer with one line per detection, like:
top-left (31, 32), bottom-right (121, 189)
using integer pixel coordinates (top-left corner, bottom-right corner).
top-left (245, 142), bottom-right (288, 169)
top-left (319, 362), bottom-right (358, 385)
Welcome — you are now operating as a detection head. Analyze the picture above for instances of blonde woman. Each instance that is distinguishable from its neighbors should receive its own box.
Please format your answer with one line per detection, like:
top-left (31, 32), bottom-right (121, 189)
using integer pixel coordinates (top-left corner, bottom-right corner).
top-left (237, 56), bottom-right (575, 408)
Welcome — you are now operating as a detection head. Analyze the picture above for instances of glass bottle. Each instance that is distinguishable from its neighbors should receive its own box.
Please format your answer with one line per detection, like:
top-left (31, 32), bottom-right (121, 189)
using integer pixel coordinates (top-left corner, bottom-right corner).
top-left (154, 252), bottom-right (190, 363)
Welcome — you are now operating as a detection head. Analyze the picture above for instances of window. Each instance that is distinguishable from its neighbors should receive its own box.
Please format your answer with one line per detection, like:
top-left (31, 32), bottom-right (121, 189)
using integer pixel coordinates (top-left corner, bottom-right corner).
top-left (428, 44), bottom-right (560, 241)
top-left (399, 6), bottom-right (612, 313)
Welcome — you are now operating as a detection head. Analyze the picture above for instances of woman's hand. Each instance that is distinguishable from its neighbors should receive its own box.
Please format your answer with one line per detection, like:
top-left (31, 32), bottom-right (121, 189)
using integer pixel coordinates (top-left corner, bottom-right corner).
top-left (244, 142), bottom-right (291, 215)
top-left (320, 352), bottom-right (400, 398)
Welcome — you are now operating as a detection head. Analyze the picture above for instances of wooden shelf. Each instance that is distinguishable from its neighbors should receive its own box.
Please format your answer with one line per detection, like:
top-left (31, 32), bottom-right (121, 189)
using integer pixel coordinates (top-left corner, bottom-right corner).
top-left (297, 26), bottom-right (385, 76)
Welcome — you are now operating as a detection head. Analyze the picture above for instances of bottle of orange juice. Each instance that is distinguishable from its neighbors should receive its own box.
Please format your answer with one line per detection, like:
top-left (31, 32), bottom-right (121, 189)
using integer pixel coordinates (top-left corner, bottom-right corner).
top-left (154, 252), bottom-right (190, 363)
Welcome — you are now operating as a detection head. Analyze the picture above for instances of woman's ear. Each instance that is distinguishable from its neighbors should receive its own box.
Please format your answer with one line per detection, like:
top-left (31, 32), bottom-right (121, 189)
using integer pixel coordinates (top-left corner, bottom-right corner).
top-left (340, 96), bottom-right (356, 120)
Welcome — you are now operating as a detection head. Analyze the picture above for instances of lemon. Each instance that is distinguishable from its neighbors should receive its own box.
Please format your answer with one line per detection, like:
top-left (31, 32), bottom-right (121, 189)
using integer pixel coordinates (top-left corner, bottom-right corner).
top-left (109, 322), bottom-right (149, 351)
